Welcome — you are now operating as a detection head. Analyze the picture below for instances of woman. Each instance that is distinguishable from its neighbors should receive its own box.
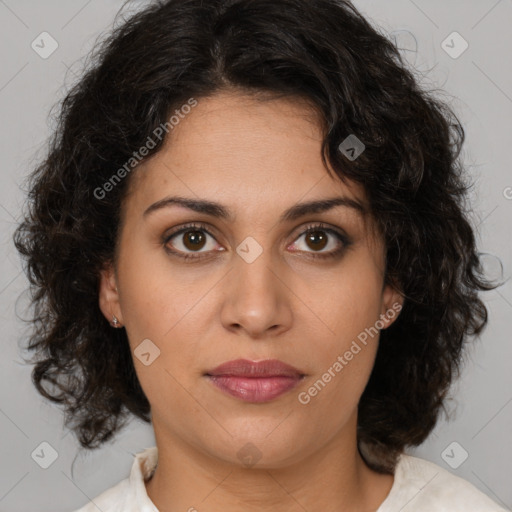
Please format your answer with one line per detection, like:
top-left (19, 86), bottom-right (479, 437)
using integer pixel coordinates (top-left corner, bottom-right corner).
top-left (13, 0), bottom-right (508, 510)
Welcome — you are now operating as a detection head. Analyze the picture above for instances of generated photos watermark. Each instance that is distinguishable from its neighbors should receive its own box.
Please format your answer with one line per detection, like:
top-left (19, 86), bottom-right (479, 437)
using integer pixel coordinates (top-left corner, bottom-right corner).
top-left (93, 98), bottom-right (198, 200)
top-left (298, 301), bottom-right (402, 404)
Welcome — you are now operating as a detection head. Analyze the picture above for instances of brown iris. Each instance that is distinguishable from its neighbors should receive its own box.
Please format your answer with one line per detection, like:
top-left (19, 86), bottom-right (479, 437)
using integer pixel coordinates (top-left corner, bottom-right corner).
top-left (305, 230), bottom-right (328, 251)
top-left (183, 230), bottom-right (207, 251)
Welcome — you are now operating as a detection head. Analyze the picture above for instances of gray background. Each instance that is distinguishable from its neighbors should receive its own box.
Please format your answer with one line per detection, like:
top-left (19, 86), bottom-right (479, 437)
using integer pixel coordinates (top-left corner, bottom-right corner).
top-left (0, 1), bottom-right (511, 510)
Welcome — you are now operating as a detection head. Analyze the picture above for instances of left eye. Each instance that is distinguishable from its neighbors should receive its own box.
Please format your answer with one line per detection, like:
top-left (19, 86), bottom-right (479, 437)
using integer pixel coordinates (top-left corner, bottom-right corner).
top-left (289, 226), bottom-right (345, 255)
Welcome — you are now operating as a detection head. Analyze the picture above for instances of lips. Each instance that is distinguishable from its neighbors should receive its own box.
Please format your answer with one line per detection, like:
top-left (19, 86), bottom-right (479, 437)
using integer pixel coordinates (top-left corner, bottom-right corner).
top-left (206, 358), bottom-right (304, 378)
top-left (205, 359), bottom-right (305, 403)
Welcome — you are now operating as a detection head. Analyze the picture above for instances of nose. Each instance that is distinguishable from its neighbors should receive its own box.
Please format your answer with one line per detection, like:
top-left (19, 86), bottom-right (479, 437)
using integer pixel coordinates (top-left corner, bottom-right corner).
top-left (219, 244), bottom-right (293, 339)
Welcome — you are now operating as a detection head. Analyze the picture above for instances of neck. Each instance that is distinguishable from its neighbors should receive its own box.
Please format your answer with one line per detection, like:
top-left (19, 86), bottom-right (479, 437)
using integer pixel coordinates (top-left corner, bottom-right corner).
top-left (144, 415), bottom-right (394, 512)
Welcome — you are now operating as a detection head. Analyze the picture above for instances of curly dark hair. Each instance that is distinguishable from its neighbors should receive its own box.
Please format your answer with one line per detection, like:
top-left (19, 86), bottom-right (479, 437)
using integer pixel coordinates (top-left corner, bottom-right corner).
top-left (13, 0), bottom-right (501, 474)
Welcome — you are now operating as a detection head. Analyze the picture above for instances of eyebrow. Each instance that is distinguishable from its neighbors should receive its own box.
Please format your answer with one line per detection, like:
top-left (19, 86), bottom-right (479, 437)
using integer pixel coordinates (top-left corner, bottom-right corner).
top-left (143, 195), bottom-right (367, 223)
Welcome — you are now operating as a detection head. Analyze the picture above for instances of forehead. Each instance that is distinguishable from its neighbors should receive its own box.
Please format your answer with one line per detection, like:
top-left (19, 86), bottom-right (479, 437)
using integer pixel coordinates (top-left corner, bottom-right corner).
top-left (123, 91), bottom-right (370, 224)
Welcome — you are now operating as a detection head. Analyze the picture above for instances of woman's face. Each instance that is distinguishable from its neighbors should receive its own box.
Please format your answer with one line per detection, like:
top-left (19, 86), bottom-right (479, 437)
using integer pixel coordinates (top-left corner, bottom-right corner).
top-left (99, 91), bottom-right (402, 468)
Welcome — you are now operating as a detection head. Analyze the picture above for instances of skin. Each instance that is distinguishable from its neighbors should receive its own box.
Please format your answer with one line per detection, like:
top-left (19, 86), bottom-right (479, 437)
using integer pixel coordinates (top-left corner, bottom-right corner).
top-left (99, 90), bottom-right (404, 512)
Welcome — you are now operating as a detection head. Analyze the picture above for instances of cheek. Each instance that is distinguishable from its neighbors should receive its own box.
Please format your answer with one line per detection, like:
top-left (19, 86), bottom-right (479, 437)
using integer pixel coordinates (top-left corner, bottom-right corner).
top-left (300, 301), bottom-right (381, 421)
top-left (116, 235), bottom-right (203, 341)
top-left (299, 253), bottom-right (384, 395)
top-left (116, 244), bottom-right (214, 394)
top-left (304, 255), bottom-right (383, 348)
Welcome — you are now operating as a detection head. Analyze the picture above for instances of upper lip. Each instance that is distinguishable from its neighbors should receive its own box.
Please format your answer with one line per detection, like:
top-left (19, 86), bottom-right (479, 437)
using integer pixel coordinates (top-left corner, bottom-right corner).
top-left (205, 359), bottom-right (305, 378)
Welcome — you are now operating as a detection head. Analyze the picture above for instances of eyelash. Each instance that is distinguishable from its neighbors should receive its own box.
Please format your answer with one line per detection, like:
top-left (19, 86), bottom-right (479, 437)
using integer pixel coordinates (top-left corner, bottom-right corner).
top-left (162, 222), bottom-right (352, 261)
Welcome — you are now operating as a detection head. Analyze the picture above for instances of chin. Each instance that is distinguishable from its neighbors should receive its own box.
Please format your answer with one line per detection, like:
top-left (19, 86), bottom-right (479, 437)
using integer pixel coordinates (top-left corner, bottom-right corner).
top-left (200, 427), bottom-right (311, 469)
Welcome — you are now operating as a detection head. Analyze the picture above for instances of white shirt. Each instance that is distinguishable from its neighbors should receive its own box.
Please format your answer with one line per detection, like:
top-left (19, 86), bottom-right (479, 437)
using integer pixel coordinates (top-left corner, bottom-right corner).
top-left (71, 446), bottom-right (508, 511)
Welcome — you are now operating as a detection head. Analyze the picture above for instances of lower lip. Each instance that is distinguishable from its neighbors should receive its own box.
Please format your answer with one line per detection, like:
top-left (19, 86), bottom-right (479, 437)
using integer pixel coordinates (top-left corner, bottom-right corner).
top-left (206, 375), bottom-right (303, 402)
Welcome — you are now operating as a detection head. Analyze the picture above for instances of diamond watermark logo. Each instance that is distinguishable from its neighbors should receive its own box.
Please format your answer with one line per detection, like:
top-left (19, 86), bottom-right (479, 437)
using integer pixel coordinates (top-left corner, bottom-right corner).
top-left (441, 31), bottom-right (468, 59)
top-left (338, 134), bottom-right (365, 161)
top-left (31, 441), bottom-right (59, 469)
top-left (31, 32), bottom-right (59, 59)
top-left (441, 441), bottom-right (469, 469)
top-left (236, 442), bottom-right (263, 468)
top-left (236, 236), bottom-right (263, 264)
top-left (134, 338), bottom-right (161, 366)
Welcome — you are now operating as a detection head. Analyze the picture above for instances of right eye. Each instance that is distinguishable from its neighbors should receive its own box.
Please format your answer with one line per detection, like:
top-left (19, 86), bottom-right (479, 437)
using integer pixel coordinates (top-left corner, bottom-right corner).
top-left (163, 222), bottom-right (223, 260)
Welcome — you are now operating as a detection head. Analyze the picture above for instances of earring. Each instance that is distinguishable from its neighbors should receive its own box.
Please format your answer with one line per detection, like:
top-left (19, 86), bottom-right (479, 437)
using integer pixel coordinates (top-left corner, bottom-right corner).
top-left (111, 315), bottom-right (121, 328)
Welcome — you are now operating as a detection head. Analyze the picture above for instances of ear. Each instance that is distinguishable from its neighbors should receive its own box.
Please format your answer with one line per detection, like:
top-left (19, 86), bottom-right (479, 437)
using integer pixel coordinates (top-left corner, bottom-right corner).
top-left (379, 279), bottom-right (404, 329)
top-left (98, 262), bottom-right (123, 326)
